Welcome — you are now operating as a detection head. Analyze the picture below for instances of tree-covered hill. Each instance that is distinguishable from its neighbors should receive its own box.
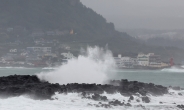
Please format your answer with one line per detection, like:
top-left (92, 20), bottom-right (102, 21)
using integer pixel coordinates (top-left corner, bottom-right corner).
top-left (0, 0), bottom-right (116, 37)
top-left (0, 0), bottom-right (184, 63)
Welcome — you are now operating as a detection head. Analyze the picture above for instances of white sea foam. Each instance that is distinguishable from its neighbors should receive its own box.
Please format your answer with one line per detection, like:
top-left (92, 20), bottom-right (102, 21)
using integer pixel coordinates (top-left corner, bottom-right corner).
top-left (37, 46), bottom-right (116, 84)
top-left (42, 67), bottom-right (59, 70)
top-left (161, 66), bottom-right (184, 73)
top-left (0, 89), bottom-right (183, 110)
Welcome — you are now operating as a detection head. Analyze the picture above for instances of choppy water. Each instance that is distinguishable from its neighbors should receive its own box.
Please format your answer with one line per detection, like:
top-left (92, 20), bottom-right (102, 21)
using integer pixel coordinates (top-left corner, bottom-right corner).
top-left (0, 67), bottom-right (184, 87)
top-left (0, 47), bottom-right (184, 110)
top-left (0, 67), bottom-right (184, 110)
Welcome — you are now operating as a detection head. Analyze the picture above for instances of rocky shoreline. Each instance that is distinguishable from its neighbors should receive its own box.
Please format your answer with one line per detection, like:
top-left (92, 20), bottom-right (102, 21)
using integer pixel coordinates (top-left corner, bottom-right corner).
top-left (0, 75), bottom-right (182, 109)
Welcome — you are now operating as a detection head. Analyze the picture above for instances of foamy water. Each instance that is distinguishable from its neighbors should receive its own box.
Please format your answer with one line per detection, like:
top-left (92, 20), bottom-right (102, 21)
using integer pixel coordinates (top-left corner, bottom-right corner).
top-left (1, 47), bottom-right (184, 110)
top-left (0, 89), bottom-right (183, 110)
top-left (37, 47), bottom-right (116, 84)
top-left (161, 66), bottom-right (184, 73)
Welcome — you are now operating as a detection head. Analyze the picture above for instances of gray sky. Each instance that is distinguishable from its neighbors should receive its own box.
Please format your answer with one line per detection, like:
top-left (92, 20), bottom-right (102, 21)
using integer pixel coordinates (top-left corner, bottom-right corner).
top-left (81, 0), bottom-right (184, 30)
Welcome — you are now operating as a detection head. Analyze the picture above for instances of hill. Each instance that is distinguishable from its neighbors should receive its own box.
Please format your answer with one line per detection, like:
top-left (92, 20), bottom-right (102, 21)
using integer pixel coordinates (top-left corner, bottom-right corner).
top-left (0, 0), bottom-right (184, 63)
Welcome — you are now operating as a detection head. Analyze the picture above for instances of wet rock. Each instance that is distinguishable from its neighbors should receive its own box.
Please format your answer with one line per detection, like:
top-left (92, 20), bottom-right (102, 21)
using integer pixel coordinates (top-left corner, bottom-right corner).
top-left (159, 102), bottom-right (163, 104)
top-left (92, 93), bottom-right (100, 101)
top-left (81, 92), bottom-right (86, 97)
top-left (101, 96), bottom-right (108, 101)
top-left (125, 103), bottom-right (132, 107)
top-left (177, 104), bottom-right (184, 109)
top-left (142, 96), bottom-right (150, 103)
top-left (0, 75), bottom-right (169, 100)
top-left (139, 89), bottom-right (147, 96)
top-left (172, 86), bottom-right (180, 90)
top-left (136, 99), bottom-right (140, 102)
top-left (129, 95), bottom-right (134, 100)
top-left (109, 100), bottom-right (124, 106)
top-left (101, 104), bottom-right (111, 108)
top-left (95, 104), bottom-right (100, 107)
top-left (137, 104), bottom-right (145, 109)
top-left (0, 75), bottom-right (61, 99)
top-left (91, 93), bottom-right (108, 101)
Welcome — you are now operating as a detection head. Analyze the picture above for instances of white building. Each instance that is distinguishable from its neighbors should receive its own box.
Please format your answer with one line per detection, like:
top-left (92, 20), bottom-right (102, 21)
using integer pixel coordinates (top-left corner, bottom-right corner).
top-left (137, 53), bottom-right (150, 66)
top-left (137, 53), bottom-right (161, 67)
top-left (113, 54), bottom-right (123, 67)
top-left (61, 52), bottom-right (75, 59)
top-left (114, 54), bottom-right (138, 68)
top-left (27, 47), bottom-right (51, 53)
top-left (9, 49), bottom-right (17, 53)
top-left (121, 57), bottom-right (138, 68)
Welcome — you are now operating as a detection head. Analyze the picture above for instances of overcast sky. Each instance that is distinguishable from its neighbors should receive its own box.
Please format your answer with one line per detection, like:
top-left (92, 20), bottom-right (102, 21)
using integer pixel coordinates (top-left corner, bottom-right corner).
top-left (81, 0), bottom-right (184, 30)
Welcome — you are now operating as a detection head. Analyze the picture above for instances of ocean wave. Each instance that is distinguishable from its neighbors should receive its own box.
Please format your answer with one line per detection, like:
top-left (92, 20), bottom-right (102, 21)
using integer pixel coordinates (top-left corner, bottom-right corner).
top-left (42, 67), bottom-right (59, 70)
top-left (0, 89), bottom-right (183, 110)
top-left (161, 67), bottom-right (184, 73)
top-left (37, 47), bottom-right (116, 84)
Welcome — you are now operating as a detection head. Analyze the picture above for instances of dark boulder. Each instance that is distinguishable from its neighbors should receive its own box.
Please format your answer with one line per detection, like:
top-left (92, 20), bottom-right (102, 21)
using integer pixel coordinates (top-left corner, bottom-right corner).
top-left (177, 105), bottom-right (184, 109)
top-left (125, 103), bottom-right (132, 107)
top-left (91, 93), bottom-right (108, 101)
top-left (142, 96), bottom-right (150, 103)
top-left (129, 95), bottom-right (134, 100)
top-left (109, 100), bottom-right (124, 106)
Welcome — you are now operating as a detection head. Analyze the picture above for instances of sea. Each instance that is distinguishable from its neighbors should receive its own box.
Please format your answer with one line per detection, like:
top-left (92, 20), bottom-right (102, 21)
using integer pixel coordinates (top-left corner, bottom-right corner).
top-left (0, 47), bottom-right (184, 110)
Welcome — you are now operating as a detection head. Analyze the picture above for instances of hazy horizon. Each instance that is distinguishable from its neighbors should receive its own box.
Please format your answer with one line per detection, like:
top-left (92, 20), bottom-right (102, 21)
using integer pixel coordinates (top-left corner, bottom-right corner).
top-left (81, 0), bottom-right (184, 30)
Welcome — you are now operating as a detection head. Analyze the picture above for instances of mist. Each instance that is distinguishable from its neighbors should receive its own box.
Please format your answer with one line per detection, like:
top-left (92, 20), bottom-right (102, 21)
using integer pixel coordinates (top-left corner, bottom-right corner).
top-left (37, 46), bottom-right (116, 84)
top-left (81, 0), bottom-right (184, 30)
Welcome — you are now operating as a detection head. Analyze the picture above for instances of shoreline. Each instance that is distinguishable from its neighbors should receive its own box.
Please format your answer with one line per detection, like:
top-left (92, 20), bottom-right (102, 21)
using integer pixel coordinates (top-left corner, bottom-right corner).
top-left (0, 65), bottom-right (184, 70)
top-left (0, 75), bottom-right (183, 109)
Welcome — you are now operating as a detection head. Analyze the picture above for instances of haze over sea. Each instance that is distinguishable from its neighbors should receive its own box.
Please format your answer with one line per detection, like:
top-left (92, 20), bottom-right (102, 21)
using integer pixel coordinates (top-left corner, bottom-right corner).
top-left (0, 47), bottom-right (184, 110)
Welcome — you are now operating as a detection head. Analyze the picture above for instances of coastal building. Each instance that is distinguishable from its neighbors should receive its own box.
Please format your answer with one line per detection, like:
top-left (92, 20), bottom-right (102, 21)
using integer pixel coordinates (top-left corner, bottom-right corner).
top-left (1, 56), bottom-right (14, 62)
top-left (113, 54), bottom-right (138, 68)
top-left (61, 52), bottom-right (75, 59)
top-left (148, 53), bottom-right (161, 67)
top-left (121, 57), bottom-right (138, 68)
top-left (137, 53), bottom-right (149, 66)
top-left (161, 62), bottom-right (170, 68)
top-left (113, 54), bottom-right (124, 67)
top-left (9, 49), bottom-right (17, 53)
top-left (137, 53), bottom-right (161, 67)
top-left (25, 55), bottom-right (42, 62)
top-left (27, 47), bottom-right (51, 53)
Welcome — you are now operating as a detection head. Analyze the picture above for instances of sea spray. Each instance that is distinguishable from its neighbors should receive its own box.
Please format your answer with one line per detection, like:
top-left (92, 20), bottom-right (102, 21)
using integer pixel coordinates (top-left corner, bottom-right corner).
top-left (161, 66), bottom-right (184, 73)
top-left (37, 46), bottom-right (116, 84)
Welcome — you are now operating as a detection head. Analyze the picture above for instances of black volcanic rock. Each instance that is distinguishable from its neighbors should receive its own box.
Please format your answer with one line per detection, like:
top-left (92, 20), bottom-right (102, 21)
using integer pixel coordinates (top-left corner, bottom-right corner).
top-left (109, 80), bottom-right (168, 96)
top-left (0, 75), bottom-right (61, 99)
top-left (129, 95), bottom-right (134, 100)
top-left (109, 100), bottom-right (124, 106)
top-left (0, 75), bottom-right (169, 100)
top-left (142, 96), bottom-right (150, 103)
top-left (177, 105), bottom-right (184, 109)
